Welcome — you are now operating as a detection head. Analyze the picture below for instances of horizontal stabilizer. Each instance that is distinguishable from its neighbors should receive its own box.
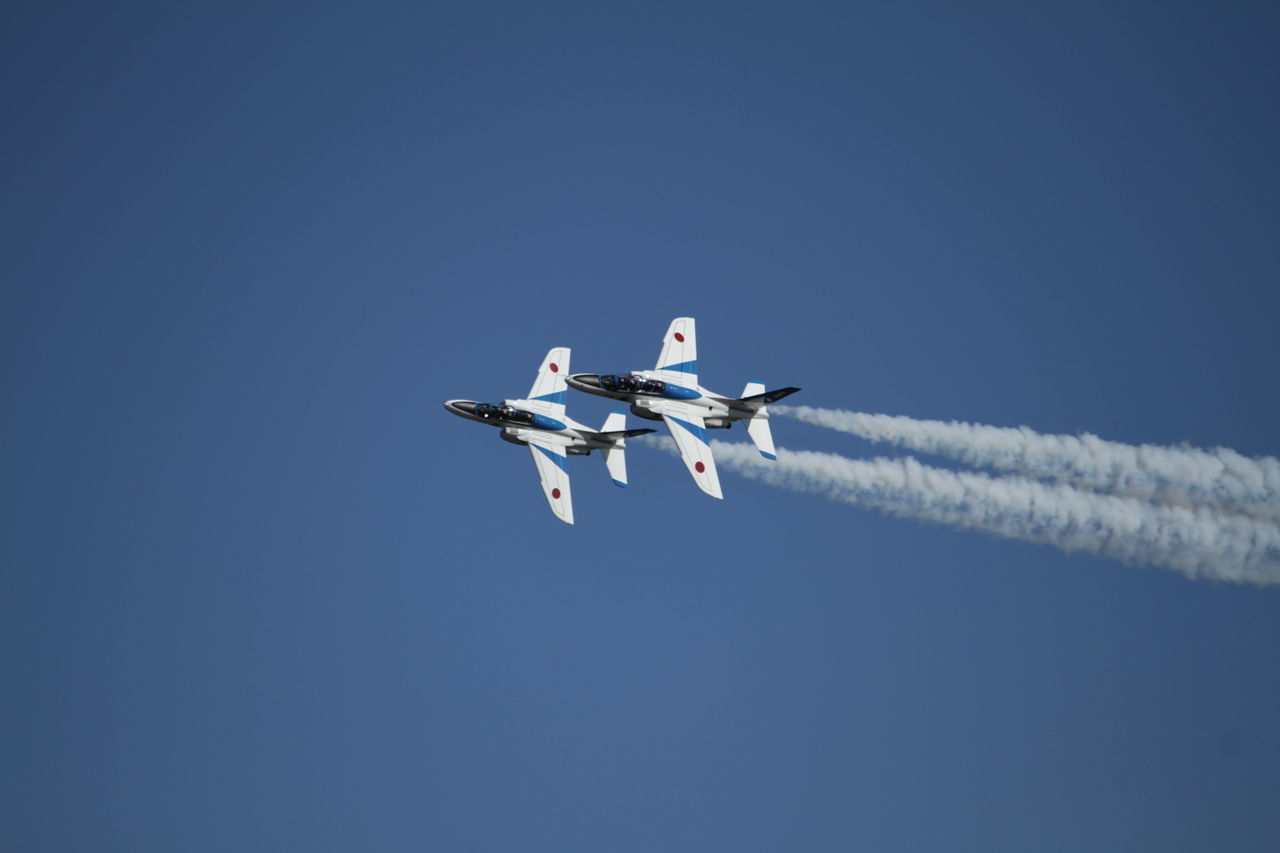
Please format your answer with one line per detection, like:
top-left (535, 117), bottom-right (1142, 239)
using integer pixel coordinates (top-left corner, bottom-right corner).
top-left (745, 416), bottom-right (776, 460)
top-left (596, 412), bottom-right (635, 486)
top-left (593, 410), bottom-right (655, 441)
top-left (593, 428), bottom-right (657, 440)
top-left (601, 443), bottom-right (629, 487)
top-left (739, 386), bottom-right (801, 406)
top-left (739, 381), bottom-right (790, 459)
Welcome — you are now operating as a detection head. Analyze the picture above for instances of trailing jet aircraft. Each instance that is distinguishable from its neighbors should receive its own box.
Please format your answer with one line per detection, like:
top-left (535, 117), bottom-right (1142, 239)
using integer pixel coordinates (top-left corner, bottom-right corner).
top-left (565, 318), bottom-right (799, 499)
top-left (443, 347), bottom-right (655, 524)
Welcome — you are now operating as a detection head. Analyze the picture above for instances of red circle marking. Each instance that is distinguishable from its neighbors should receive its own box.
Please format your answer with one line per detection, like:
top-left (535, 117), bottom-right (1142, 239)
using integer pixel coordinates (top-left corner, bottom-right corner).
top-left (551, 488), bottom-right (561, 499)
top-left (694, 461), bottom-right (705, 473)
top-left (549, 362), bottom-right (559, 373)
top-left (673, 332), bottom-right (685, 342)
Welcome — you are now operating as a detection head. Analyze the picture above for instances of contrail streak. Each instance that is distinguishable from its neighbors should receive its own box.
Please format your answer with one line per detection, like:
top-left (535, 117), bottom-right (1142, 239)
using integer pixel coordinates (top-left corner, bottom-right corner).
top-left (638, 436), bottom-right (1280, 586)
top-left (773, 405), bottom-right (1280, 523)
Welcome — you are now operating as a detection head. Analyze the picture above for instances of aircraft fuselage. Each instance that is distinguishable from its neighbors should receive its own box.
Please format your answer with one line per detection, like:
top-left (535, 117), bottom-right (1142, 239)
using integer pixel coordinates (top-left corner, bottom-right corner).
top-left (565, 372), bottom-right (756, 428)
top-left (443, 399), bottom-right (642, 453)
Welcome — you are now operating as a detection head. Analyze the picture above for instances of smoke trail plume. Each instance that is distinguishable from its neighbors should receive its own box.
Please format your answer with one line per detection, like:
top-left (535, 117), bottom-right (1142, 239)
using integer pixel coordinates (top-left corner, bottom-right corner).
top-left (638, 436), bottom-right (1280, 586)
top-left (773, 405), bottom-right (1280, 523)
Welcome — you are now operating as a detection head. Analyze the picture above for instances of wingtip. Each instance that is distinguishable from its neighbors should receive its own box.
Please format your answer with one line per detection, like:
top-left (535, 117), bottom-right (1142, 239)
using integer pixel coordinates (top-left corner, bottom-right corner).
top-left (699, 482), bottom-right (725, 500)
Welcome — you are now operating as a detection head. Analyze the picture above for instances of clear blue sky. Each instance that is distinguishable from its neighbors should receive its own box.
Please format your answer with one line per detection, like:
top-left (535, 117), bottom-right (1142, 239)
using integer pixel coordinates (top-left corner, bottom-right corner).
top-left (4, 3), bottom-right (1278, 851)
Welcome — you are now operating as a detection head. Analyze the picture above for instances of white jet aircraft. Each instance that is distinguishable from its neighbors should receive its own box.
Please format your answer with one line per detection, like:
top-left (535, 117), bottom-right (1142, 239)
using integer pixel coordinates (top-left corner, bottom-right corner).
top-left (565, 317), bottom-right (799, 499)
top-left (444, 347), bottom-right (655, 524)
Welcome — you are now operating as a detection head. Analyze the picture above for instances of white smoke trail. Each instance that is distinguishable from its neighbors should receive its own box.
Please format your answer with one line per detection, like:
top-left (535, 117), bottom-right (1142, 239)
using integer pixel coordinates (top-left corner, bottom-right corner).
top-left (773, 405), bottom-right (1280, 523)
top-left (637, 436), bottom-right (1280, 586)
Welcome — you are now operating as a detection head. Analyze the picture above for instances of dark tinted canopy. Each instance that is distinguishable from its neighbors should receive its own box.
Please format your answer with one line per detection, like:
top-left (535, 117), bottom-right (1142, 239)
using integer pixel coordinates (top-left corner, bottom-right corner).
top-left (601, 374), bottom-right (666, 394)
top-left (474, 403), bottom-right (534, 424)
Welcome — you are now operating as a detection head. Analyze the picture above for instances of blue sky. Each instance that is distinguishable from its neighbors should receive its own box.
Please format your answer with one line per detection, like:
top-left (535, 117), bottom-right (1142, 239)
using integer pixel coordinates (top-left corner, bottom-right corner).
top-left (4, 3), bottom-right (1279, 850)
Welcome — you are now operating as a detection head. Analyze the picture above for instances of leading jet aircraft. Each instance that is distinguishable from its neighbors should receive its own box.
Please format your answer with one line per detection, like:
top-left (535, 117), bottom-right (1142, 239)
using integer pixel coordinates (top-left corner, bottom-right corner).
top-left (443, 347), bottom-right (655, 524)
top-left (566, 317), bottom-right (799, 499)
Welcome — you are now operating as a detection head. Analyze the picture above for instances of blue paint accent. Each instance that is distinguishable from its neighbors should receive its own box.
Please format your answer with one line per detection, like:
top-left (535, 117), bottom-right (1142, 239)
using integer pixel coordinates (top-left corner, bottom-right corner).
top-left (530, 413), bottom-right (568, 431)
top-left (759, 451), bottom-right (777, 460)
top-left (611, 479), bottom-right (628, 488)
top-left (666, 415), bottom-right (708, 445)
top-left (661, 384), bottom-right (701, 400)
top-left (532, 390), bottom-right (567, 405)
top-left (659, 359), bottom-right (697, 375)
top-left (533, 443), bottom-right (568, 472)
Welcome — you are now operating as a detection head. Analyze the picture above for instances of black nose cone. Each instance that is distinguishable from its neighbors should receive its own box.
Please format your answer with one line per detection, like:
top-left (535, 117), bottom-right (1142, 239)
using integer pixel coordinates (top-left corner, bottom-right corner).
top-left (570, 373), bottom-right (602, 389)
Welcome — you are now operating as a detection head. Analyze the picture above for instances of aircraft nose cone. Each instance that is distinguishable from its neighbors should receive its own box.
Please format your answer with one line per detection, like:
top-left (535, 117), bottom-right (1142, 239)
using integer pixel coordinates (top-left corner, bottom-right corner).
top-left (569, 373), bottom-right (601, 389)
top-left (444, 400), bottom-right (477, 416)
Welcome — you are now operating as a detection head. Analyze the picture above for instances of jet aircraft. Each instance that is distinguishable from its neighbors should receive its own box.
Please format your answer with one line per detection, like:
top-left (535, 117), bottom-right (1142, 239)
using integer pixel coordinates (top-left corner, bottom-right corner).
top-left (566, 317), bottom-right (799, 499)
top-left (443, 347), bottom-right (655, 524)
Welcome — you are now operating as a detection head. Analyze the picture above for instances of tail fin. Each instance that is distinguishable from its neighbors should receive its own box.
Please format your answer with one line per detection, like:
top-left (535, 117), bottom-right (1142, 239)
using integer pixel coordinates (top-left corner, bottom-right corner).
top-left (741, 381), bottom-right (779, 460)
top-left (599, 411), bottom-right (636, 487)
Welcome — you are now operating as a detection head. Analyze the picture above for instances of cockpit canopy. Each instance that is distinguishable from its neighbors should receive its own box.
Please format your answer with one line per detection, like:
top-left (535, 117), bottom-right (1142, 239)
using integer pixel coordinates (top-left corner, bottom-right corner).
top-left (473, 403), bottom-right (534, 424)
top-left (600, 374), bottom-right (667, 394)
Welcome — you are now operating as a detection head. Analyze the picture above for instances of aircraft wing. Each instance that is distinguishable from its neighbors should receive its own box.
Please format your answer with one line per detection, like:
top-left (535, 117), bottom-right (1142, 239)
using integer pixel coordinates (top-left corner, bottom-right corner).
top-left (526, 435), bottom-right (574, 524)
top-left (522, 347), bottom-right (570, 419)
top-left (660, 406), bottom-right (723, 499)
top-left (655, 317), bottom-right (698, 386)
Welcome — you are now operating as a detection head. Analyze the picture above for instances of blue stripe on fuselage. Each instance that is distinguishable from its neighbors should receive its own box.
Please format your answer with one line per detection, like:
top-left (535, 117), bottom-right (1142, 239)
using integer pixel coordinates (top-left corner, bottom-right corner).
top-left (660, 384), bottom-right (701, 400)
top-left (530, 413), bottom-right (567, 431)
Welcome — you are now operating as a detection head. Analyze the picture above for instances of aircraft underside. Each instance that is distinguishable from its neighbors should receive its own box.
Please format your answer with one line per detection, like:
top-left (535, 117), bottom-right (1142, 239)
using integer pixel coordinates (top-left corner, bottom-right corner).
top-left (445, 317), bottom-right (797, 517)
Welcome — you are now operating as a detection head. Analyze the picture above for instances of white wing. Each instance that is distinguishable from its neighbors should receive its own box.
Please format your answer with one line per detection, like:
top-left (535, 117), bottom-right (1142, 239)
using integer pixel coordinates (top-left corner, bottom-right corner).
top-left (660, 405), bottom-right (722, 499)
top-left (523, 347), bottom-right (570, 419)
top-left (654, 317), bottom-right (697, 385)
top-left (527, 435), bottom-right (574, 524)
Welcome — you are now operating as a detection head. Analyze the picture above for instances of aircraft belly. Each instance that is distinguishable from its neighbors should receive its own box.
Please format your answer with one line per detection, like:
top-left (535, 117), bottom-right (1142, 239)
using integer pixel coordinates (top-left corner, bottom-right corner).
top-left (509, 427), bottom-right (575, 447)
